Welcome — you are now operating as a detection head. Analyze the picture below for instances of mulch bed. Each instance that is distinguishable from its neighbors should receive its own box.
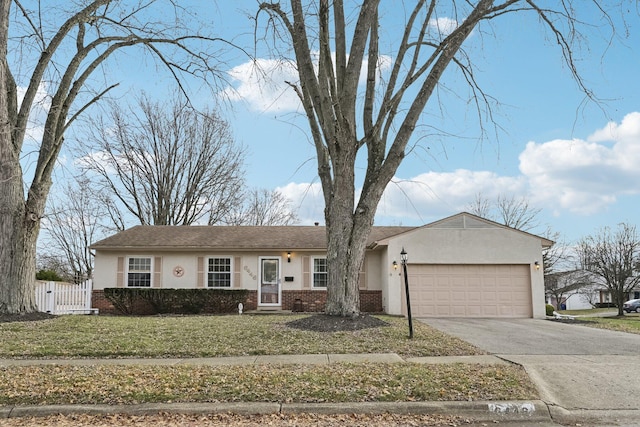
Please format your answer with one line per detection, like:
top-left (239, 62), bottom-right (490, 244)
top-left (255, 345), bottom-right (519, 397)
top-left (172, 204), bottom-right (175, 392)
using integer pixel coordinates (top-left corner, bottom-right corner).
top-left (286, 313), bottom-right (390, 332)
top-left (0, 312), bottom-right (56, 323)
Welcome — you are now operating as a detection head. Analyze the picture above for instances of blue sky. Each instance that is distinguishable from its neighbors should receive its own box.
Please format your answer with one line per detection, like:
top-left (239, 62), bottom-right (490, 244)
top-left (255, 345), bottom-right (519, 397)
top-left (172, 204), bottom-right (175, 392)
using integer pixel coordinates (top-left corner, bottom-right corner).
top-left (208, 2), bottom-right (640, 244)
top-left (23, 1), bottom-right (640, 245)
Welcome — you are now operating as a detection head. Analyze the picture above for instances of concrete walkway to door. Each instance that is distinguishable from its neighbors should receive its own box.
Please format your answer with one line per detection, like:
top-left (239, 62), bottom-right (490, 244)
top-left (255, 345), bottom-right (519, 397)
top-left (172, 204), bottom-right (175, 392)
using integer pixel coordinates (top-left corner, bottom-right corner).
top-left (419, 318), bottom-right (640, 426)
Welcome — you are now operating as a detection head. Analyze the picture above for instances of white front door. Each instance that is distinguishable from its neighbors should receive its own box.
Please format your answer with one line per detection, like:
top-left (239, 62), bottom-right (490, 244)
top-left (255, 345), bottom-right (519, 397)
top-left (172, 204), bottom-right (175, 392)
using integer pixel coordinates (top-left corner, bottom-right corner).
top-left (259, 257), bottom-right (281, 306)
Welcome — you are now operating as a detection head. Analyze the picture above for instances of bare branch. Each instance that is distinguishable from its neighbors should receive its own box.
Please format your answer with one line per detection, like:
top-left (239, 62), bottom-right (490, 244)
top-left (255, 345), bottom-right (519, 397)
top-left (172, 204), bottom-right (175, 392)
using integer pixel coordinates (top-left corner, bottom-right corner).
top-left (77, 93), bottom-right (246, 227)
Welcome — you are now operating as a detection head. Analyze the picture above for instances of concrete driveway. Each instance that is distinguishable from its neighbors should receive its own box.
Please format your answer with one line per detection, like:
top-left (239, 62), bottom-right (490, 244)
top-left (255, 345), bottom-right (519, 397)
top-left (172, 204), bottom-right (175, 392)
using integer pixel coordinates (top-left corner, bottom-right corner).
top-left (419, 318), bottom-right (640, 425)
top-left (420, 318), bottom-right (640, 355)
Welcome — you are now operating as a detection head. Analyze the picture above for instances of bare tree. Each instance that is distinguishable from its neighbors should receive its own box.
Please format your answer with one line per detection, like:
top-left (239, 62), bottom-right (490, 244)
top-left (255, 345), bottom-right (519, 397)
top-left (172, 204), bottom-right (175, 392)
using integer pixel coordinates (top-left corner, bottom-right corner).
top-left (78, 93), bottom-right (246, 226)
top-left (0, 0), bottom-right (232, 313)
top-left (468, 193), bottom-right (492, 220)
top-left (41, 178), bottom-right (109, 281)
top-left (540, 227), bottom-right (567, 275)
top-left (576, 223), bottom-right (640, 316)
top-left (544, 270), bottom-right (598, 310)
top-left (467, 193), bottom-right (541, 232)
top-left (223, 188), bottom-right (299, 226)
top-left (258, 1), bottom-right (615, 316)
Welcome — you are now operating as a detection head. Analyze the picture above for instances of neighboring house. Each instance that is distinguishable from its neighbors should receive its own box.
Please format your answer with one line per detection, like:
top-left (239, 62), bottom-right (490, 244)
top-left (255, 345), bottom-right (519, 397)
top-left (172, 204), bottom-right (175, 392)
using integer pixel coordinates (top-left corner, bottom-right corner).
top-left (546, 270), bottom-right (640, 310)
top-left (90, 212), bottom-right (552, 318)
top-left (545, 270), bottom-right (603, 310)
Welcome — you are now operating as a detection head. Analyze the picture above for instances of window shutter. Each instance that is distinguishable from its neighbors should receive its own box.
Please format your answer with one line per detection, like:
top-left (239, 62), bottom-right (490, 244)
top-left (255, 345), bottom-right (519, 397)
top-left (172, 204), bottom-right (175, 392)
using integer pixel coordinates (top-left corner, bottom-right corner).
top-left (302, 256), bottom-right (310, 289)
top-left (197, 257), bottom-right (205, 288)
top-left (358, 256), bottom-right (367, 290)
top-left (154, 257), bottom-right (162, 288)
top-left (233, 257), bottom-right (241, 288)
top-left (116, 257), bottom-right (124, 288)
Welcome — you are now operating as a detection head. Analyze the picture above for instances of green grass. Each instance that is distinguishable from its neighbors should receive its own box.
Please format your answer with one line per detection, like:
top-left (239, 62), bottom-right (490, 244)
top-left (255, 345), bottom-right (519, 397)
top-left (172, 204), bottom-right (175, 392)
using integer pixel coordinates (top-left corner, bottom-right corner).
top-left (0, 363), bottom-right (536, 405)
top-left (578, 315), bottom-right (640, 334)
top-left (0, 314), bottom-right (484, 359)
top-left (557, 308), bottom-right (617, 316)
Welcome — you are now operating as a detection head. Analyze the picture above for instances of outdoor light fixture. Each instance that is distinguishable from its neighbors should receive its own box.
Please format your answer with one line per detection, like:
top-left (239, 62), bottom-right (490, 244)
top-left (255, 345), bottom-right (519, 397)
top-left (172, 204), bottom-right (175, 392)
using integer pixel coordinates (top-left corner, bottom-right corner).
top-left (534, 261), bottom-right (540, 270)
top-left (287, 252), bottom-right (291, 263)
top-left (392, 260), bottom-right (398, 270)
top-left (400, 247), bottom-right (413, 339)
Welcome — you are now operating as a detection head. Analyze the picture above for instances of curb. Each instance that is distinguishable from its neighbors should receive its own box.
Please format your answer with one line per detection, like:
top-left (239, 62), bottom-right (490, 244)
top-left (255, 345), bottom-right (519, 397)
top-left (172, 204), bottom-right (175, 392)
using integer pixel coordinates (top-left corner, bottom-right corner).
top-left (1, 400), bottom-right (552, 422)
top-left (547, 406), bottom-right (640, 426)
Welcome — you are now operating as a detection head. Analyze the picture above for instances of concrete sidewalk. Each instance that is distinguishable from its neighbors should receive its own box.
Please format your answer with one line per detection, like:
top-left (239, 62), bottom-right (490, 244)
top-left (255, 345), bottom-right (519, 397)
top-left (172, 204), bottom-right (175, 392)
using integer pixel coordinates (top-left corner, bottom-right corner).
top-left (0, 353), bottom-right (508, 367)
top-left (0, 353), bottom-right (557, 425)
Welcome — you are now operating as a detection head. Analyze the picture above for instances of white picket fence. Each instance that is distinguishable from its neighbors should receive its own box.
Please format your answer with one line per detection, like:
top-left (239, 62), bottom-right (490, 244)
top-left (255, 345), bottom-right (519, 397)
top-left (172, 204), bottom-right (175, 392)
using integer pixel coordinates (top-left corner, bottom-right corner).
top-left (35, 280), bottom-right (97, 315)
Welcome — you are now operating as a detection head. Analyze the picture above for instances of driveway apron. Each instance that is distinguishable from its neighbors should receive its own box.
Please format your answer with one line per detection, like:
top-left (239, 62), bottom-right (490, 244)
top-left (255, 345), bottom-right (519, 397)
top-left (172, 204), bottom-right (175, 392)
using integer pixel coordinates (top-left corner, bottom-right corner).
top-left (419, 318), bottom-right (640, 411)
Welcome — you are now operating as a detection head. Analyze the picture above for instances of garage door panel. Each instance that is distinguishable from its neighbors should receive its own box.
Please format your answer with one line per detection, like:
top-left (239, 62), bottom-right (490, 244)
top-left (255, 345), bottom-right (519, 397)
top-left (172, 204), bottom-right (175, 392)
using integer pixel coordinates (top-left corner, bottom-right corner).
top-left (407, 264), bottom-right (532, 318)
top-left (451, 306), bottom-right (469, 316)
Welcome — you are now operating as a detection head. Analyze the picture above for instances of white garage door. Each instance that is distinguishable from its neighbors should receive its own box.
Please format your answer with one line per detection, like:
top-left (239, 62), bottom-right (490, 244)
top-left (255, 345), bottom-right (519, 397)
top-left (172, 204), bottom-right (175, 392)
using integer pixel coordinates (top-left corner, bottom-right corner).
top-left (406, 264), bottom-right (532, 318)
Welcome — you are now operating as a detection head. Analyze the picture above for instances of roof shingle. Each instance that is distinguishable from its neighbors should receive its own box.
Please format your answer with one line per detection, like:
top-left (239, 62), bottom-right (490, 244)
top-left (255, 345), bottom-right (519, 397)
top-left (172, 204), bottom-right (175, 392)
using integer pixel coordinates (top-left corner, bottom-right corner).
top-left (90, 225), bottom-right (416, 251)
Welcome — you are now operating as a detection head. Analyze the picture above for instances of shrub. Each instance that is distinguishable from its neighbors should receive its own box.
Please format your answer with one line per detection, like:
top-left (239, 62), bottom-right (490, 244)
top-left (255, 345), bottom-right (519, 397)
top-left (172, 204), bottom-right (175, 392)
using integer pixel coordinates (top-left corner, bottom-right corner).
top-left (36, 269), bottom-right (65, 281)
top-left (103, 288), bottom-right (249, 315)
top-left (545, 304), bottom-right (555, 316)
top-left (141, 289), bottom-right (176, 314)
top-left (104, 288), bottom-right (142, 315)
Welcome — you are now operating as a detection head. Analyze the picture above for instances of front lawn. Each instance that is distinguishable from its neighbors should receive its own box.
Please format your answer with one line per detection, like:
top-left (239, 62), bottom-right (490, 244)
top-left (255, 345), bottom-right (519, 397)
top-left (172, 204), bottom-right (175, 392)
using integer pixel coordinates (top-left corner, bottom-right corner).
top-left (0, 314), bottom-right (483, 359)
top-left (0, 363), bottom-right (536, 405)
top-left (0, 314), bottom-right (540, 407)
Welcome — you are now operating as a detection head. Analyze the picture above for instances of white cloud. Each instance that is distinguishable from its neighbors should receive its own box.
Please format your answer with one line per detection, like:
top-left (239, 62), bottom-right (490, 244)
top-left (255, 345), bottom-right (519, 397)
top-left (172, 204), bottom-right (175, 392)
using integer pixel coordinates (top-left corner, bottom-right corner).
top-left (277, 181), bottom-right (325, 225)
top-left (278, 170), bottom-right (526, 226)
top-left (222, 58), bottom-right (301, 113)
top-left (428, 17), bottom-right (459, 37)
top-left (224, 54), bottom-right (393, 113)
top-left (275, 111), bottom-right (640, 224)
top-left (519, 112), bottom-right (640, 215)
top-left (376, 170), bottom-right (526, 223)
top-left (588, 112), bottom-right (640, 143)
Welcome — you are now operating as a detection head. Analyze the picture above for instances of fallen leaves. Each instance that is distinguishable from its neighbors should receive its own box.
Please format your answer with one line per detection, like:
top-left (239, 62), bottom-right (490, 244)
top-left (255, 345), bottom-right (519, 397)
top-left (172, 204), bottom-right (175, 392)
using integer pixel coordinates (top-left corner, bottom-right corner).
top-left (0, 363), bottom-right (537, 406)
top-left (0, 412), bottom-right (471, 427)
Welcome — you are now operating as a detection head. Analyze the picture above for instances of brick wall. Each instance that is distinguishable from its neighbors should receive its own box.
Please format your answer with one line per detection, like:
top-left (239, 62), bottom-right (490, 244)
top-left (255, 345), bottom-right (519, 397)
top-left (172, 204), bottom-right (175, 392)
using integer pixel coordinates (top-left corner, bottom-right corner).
top-left (282, 290), bottom-right (382, 313)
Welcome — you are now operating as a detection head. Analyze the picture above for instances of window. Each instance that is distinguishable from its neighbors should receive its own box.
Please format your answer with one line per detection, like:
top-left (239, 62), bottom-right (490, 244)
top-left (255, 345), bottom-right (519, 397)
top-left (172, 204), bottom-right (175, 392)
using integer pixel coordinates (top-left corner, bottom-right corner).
top-left (208, 257), bottom-right (232, 287)
top-left (313, 257), bottom-right (328, 288)
top-left (127, 257), bottom-right (151, 287)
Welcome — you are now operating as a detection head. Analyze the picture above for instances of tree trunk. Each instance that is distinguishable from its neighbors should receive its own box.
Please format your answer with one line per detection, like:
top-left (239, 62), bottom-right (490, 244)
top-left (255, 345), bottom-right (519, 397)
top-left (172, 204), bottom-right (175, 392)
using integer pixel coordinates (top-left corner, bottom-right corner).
top-left (324, 194), bottom-right (380, 316)
top-left (615, 288), bottom-right (625, 316)
top-left (0, 0), bottom-right (38, 314)
top-left (323, 138), bottom-right (378, 316)
top-left (0, 81), bottom-right (46, 314)
top-left (0, 154), bottom-right (39, 314)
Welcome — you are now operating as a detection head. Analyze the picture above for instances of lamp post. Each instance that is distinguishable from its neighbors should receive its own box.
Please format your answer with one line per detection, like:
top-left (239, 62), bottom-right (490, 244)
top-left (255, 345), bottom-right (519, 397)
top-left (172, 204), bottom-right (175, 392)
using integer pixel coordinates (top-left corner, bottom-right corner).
top-left (400, 247), bottom-right (413, 339)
